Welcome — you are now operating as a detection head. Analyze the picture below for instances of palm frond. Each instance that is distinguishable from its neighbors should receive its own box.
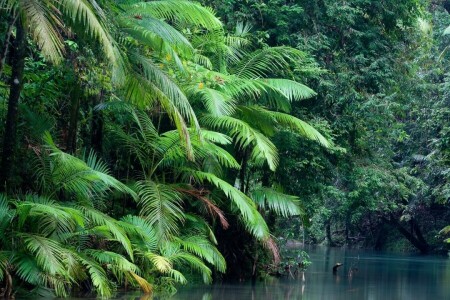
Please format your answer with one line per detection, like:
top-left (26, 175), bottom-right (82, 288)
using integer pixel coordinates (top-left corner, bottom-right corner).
top-left (136, 181), bottom-right (185, 240)
top-left (77, 254), bottom-right (113, 298)
top-left (201, 115), bottom-right (279, 170)
top-left (120, 15), bottom-right (193, 56)
top-left (174, 235), bottom-right (226, 273)
top-left (126, 0), bottom-right (222, 29)
top-left (270, 111), bottom-right (332, 147)
top-left (187, 170), bottom-right (269, 239)
top-left (251, 187), bottom-right (302, 217)
top-left (61, 0), bottom-right (124, 81)
top-left (261, 78), bottom-right (317, 101)
top-left (233, 46), bottom-right (306, 79)
top-left (21, 0), bottom-right (65, 63)
top-left (20, 234), bottom-right (67, 276)
top-left (81, 206), bottom-right (134, 259)
top-left (42, 132), bottom-right (137, 200)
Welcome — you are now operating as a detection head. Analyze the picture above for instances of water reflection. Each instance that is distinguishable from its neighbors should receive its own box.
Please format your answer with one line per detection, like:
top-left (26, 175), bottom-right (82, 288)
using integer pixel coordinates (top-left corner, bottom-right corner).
top-left (172, 247), bottom-right (450, 300)
top-left (69, 248), bottom-right (450, 300)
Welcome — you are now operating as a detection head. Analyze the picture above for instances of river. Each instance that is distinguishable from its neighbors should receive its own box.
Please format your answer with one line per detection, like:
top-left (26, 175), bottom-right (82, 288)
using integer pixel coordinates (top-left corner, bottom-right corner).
top-left (68, 247), bottom-right (450, 300)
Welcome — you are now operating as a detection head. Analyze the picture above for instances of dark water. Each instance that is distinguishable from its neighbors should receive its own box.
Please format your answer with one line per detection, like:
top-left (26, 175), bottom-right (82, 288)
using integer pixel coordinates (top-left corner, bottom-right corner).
top-left (69, 247), bottom-right (450, 300)
top-left (173, 247), bottom-right (450, 300)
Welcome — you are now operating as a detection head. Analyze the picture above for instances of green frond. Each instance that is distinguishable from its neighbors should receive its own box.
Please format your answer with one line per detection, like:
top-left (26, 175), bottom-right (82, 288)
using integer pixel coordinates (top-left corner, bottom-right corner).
top-left (14, 196), bottom-right (84, 236)
top-left (42, 132), bottom-right (137, 200)
top-left (260, 78), bottom-right (317, 101)
top-left (61, 0), bottom-right (124, 81)
top-left (167, 269), bottom-right (187, 284)
top-left (200, 130), bottom-right (233, 145)
top-left (126, 0), bottom-right (222, 29)
top-left (201, 115), bottom-right (279, 170)
top-left (21, 0), bottom-right (65, 64)
top-left (251, 187), bottom-right (302, 217)
top-left (270, 111), bottom-right (332, 147)
top-left (168, 252), bottom-right (212, 283)
top-left (187, 170), bottom-right (269, 239)
top-left (192, 53), bottom-right (213, 69)
top-left (120, 15), bottom-right (194, 56)
top-left (81, 206), bottom-right (134, 259)
top-left (78, 254), bottom-right (113, 298)
top-left (119, 215), bottom-right (158, 251)
top-left (174, 236), bottom-right (226, 273)
top-left (0, 251), bottom-right (11, 282)
top-left (233, 46), bottom-right (306, 79)
top-left (132, 53), bottom-right (198, 128)
top-left (190, 86), bottom-right (236, 117)
top-left (159, 129), bottom-right (240, 170)
top-left (20, 234), bottom-right (67, 276)
top-left (145, 252), bottom-right (173, 273)
top-left (0, 194), bottom-right (13, 234)
top-left (13, 253), bottom-right (70, 296)
top-left (86, 249), bottom-right (138, 282)
top-left (136, 181), bottom-right (185, 240)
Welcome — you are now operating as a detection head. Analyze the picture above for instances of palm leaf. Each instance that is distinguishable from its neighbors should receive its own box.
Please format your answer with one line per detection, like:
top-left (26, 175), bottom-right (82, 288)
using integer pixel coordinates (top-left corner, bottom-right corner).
top-left (136, 181), bottom-right (185, 240)
top-left (251, 187), bottom-right (302, 217)
top-left (126, 0), bottom-right (221, 29)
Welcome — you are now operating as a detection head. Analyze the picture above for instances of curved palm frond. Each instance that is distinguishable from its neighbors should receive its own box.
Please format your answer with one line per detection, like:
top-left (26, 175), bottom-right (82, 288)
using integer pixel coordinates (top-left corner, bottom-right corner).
top-left (251, 187), bottom-right (303, 217)
top-left (233, 46), bottom-right (306, 79)
top-left (80, 206), bottom-right (134, 259)
top-left (61, 0), bottom-right (124, 80)
top-left (187, 170), bottom-right (269, 239)
top-left (21, 0), bottom-right (65, 63)
top-left (77, 254), bottom-right (113, 298)
top-left (14, 195), bottom-right (84, 236)
top-left (270, 111), bottom-right (332, 147)
top-left (119, 15), bottom-right (194, 57)
top-left (201, 115), bottom-right (279, 170)
top-left (126, 0), bottom-right (222, 29)
top-left (173, 235), bottom-right (226, 273)
top-left (136, 181), bottom-right (185, 240)
top-left (41, 132), bottom-right (137, 201)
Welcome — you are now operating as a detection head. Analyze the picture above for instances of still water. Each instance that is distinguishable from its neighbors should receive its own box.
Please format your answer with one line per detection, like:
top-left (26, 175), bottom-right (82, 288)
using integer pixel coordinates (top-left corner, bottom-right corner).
top-left (72, 247), bottom-right (450, 300)
top-left (173, 247), bottom-right (450, 300)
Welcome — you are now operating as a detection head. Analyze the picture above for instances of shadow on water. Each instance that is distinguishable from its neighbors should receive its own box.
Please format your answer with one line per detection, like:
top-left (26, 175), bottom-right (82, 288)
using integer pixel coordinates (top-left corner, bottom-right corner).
top-left (64, 247), bottom-right (450, 300)
top-left (171, 247), bottom-right (450, 300)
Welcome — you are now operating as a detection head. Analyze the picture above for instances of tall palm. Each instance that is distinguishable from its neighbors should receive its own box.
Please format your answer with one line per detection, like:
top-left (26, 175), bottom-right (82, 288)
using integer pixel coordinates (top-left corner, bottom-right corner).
top-left (179, 25), bottom-right (332, 264)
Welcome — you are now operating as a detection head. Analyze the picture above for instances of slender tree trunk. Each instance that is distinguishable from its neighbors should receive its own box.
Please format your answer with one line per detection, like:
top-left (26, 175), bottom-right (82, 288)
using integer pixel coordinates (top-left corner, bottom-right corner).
top-left (0, 14), bottom-right (17, 76)
top-left (90, 92), bottom-right (104, 154)
top-left (66, 85), bottom-right (81, 153)
top-left (326, 220), bottom-right (336, 247)
top-left (239, 148), bottom-right (249, 193)
top-left (0, 21), bottom-right (26, 191)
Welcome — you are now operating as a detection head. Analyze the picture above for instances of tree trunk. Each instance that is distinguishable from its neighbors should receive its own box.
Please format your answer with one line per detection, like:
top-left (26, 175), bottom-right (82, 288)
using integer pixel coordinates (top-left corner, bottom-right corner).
top-left (0, 14), bottom-right (17, 76)
top-left (386, 216), bottom-right (430, 254)
top-left (411, 218), bottom-right (430, 252)
top-left (90, 92), bottom-right (104, 154)
top-left (238, 148), bottom-right (249, 193)
top-left (326, 220), bottom-right (337, 247)
top-left (0, 21), bottom-right (26, 191)
top-left (0, 269), bottom-right (13, 298)
top-left (66, 85), bottom-right (81, 153)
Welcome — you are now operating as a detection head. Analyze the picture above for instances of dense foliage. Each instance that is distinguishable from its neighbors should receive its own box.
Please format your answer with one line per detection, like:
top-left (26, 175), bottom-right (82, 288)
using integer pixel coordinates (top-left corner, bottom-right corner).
top-left (1, 0), bottom-right (450, 298)
top-left (0, 0), bottom-right (332, 297)
top-left (203, 0), bottom-right (450, 254)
